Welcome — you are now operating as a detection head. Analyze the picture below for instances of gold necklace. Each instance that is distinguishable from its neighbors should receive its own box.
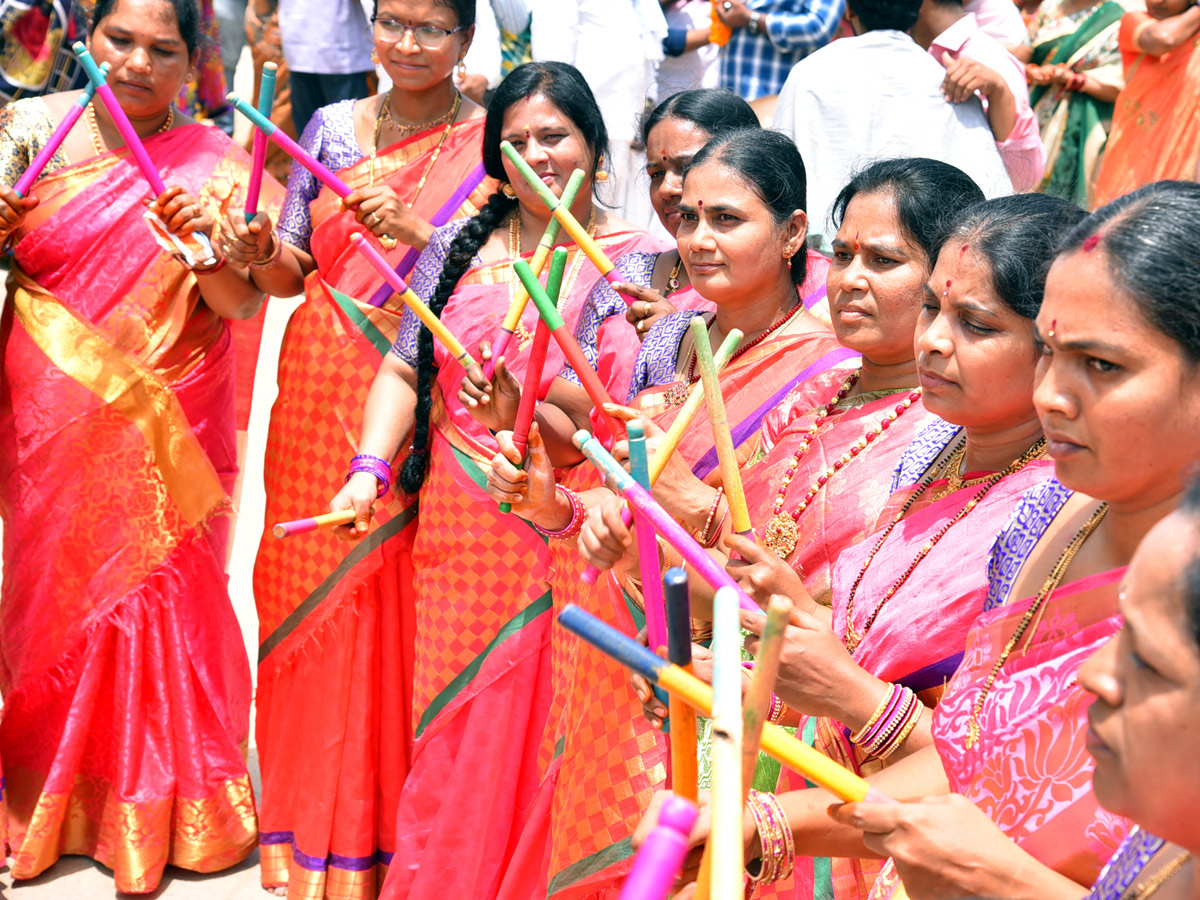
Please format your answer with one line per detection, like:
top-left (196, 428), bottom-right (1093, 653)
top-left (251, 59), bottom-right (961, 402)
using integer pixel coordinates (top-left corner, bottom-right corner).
top-left (842, 436), bottom-right (1048, 654)
top-left (509, 206), bottom-right (596, 349)
top-left (368, 91), bottom-right (461, 208)
top-left (964, 502), bottom-right (1108, 748)
top-left (379, 88), bottom-right (461, 135)
top-left (87, 103), bottom-right (173, 155)
top-left (1131, 852), bottom-right (1192, 900)
top-left (933, 438), bottom-right (1005, 501)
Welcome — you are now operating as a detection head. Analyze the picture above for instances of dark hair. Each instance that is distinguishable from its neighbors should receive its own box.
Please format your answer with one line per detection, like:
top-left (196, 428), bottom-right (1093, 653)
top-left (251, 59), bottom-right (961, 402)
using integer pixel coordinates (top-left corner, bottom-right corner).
top-left (92, 0), bottom-right (201, 55)
top-left (1181, 472), bottom-right (1200, 648)
top-left (850, 0), bottom-right (924, 32)
top-left (372, 0), bottom-right (476, 28)
top-left (831, 157), bottom-right (984, 266)
top-left (640, 89), bottom-right (760, 146)
top-left (934, 194), bottom-right (1086, 319)
top-left (684, 128), bottom-right (810, 286)
top-left (400, 61), bottom-right (607, 492)
top-left (1058, 181), bottom-right (1200, 362)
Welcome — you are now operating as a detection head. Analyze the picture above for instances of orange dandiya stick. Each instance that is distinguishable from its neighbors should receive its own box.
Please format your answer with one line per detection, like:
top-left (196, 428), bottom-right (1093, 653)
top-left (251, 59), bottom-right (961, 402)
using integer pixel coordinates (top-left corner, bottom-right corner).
top-left (272, 508), bottom-right (356, 538)
top-left (690, 316), bottom-right (753, 538)
top-left (349, 233), bottom-right (478, 369)
top-left (485, 169), bottom-right (586, 380)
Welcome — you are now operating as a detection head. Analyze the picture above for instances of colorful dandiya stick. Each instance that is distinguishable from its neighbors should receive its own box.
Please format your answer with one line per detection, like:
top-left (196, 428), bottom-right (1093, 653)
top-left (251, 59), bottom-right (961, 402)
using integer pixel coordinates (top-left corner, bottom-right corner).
top-left (556, 603), bottom-right (895, 803)
top-left (689, 316), bottom-right (753, 538)
top-left (498, 247), bottom-right (567, 514)
top-left (500, 140), bottom-right (634, 306)
top-left (72, 43), bottom-right (167, 194)
top-left (245, 61), bottom-right (278, 223)
top-left (578, 329), bottom-right (744, 586)
top-left (742, 596), bottom-right (792, 794)
top-left (13, 63), bottom-right (109, 197)
top-left (349, 233), bottom-right (478, 369)
top-left (485, 168), bottom-right (586, 380)
top-left (516, 259), bottom-right (621, 430)
top-left (617, 795), bottom-right (698, 900)
top-left (707, 586), bottom-right (745, 899)
top-left (664, 567), bottom-right (699, 800)
top-left (272, 508), bottom-right (356, 539)
top-left (573, 431), bottom-right (758, 614)
top-left (628, 419), bottom-right (668, 658)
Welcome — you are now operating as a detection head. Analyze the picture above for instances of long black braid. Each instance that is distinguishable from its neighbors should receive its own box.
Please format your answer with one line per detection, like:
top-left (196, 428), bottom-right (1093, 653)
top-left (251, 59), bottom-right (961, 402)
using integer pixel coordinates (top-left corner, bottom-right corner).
top-left (398, 60), bottom-right (610, 492)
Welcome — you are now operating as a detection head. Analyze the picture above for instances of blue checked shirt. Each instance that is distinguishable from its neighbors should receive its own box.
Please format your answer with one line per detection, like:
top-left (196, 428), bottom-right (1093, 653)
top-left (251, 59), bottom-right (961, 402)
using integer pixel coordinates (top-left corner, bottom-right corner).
top-left (719, 0), bottom-right (847, 100)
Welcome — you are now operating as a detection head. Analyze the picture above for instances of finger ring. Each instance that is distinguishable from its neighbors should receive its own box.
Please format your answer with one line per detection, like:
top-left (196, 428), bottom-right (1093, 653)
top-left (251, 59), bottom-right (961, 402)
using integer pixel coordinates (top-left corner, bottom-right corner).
top-left (370, 213), bottom-right (381, 226)
top-left (637, 319), bottom-right (646, 333)
top-left (722, 1), bottom-right (733, 10)
top-left (183, 205), bottom-right (194, 219)
top-left (641, 301), bottom-right (652, 318)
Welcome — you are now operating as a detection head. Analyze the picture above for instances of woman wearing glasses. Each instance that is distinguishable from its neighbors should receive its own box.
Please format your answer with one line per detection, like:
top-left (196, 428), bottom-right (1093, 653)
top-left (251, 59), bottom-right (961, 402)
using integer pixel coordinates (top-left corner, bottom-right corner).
top-left (225, 2), bottom-right (491, 897)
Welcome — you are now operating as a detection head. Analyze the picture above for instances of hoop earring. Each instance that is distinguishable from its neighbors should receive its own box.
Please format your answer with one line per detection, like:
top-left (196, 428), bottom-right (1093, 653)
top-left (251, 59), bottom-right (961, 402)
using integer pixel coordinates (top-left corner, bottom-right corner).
top-left (501, 182), bottom-right (518, 198)
top-left (457, 60), bottom-right (467, 80)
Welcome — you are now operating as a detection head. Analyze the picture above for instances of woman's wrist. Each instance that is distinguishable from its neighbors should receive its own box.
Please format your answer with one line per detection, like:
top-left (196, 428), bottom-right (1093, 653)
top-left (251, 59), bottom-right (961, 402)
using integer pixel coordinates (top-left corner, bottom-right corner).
top-left (532, 485), bottom-right (574, 531)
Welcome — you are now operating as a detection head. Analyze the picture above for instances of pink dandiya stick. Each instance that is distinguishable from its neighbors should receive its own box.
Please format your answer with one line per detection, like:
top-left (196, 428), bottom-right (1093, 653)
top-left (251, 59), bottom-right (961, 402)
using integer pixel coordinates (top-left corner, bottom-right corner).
top-left (628, 418), bottom-right (668, 657)
top-left (617, 795), bottom-right (698, 900)
top-left (573, 430), bottom-right (759, 614)
top-left (349, 233), bottom-right (478, 369)
top-left (272, 508), bottom-right (356, 538)
top-left (245, 62), bottom-right (278, 223)
top-left (501, 141), bottom-right (634, 306)
top-left (13, 63), bottom-right (109, 197)
top-left (486, 169), bottom-right (586, 381)
top-left (72, 43), bottom-right (166, 194)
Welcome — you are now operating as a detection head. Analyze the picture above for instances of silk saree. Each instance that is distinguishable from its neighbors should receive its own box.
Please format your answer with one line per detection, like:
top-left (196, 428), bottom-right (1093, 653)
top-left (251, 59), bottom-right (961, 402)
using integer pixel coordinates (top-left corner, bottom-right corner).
top-left (1, 123), bottom-right (273, 893)
top-left (252, 116), bottom-right (490, 899)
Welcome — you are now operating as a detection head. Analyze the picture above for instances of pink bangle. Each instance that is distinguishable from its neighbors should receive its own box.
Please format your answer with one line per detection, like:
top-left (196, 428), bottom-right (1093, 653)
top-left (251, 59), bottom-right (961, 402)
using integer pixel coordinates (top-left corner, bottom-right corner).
top-left (535, 486), bottom-right (585, 540)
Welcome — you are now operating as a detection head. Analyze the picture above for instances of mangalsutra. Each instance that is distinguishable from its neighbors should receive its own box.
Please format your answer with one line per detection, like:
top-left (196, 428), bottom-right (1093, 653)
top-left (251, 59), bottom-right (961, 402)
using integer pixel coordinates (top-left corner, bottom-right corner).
top-left (508, 206), bottom-right (595, 349)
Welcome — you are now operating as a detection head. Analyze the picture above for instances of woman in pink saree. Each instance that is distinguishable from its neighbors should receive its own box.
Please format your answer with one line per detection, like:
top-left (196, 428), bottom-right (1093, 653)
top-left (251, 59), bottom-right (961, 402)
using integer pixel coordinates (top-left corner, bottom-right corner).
top-left (0, 0), bottom-right (282, 891)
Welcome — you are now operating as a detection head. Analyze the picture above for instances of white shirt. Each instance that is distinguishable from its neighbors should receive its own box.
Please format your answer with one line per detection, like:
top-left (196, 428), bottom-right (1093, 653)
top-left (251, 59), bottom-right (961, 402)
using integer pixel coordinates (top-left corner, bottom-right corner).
top-left (655, 0), bottom-right (722, 102)
top-left (774, 29), bottom-right (1012, 249)
top-left (463, 0), bottom-right (504, 87)
top-left (279, 0), bottom-right (374, 75)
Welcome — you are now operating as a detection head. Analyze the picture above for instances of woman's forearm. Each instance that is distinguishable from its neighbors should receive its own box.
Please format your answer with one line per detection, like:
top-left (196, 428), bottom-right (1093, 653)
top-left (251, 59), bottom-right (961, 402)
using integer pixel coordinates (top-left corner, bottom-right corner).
top-left (358, 354), bottom-right (419, 463)
top-left (247, 242), bottom-right (313, 298)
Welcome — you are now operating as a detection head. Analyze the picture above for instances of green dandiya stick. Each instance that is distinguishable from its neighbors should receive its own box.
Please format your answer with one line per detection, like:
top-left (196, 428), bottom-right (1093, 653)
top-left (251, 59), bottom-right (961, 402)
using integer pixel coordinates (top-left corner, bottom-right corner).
top-left (690, 316), bottom-right (754, 537)
top-left (500, 141), bottom-right (632, 303)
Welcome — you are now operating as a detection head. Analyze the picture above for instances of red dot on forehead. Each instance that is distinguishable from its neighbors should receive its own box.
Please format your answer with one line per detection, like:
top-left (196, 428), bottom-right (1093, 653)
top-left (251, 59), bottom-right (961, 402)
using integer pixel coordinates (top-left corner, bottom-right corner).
top-left (853, 231), bottom-right (860, 251)
top-left (1082, 234), bottom-right (1101, 253)
top-left (960, 243), bottom-right (970, 254)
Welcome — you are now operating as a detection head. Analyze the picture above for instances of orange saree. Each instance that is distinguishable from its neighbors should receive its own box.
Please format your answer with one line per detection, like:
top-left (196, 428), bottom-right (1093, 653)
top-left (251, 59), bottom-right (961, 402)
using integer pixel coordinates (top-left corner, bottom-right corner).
top-left (252, 116), bottom-right (490, 899)
top-left (0, 125), bottom-right (274, 893)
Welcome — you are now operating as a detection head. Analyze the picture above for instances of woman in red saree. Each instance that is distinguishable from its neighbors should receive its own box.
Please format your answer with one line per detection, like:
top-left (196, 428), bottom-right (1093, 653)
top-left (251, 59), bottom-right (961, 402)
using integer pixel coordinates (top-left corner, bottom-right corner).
top-left (0, 0), bottom-right (282, 891)
top-left (226, 2), bottom-right (491, 895)
top-left (823, 182), bottom-right (1200, 900)
top-left (326, 62), bottom-right (661, 900)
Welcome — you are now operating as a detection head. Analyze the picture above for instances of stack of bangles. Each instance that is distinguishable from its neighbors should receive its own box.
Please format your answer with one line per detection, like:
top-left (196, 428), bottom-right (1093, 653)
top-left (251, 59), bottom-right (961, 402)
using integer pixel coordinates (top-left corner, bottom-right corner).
top-left (746, 790), bottom-right (795, 883)
top-left (767, 691), bottom-right (790, 725)
top-left (347, 453), bottom-right (393, 498)
top-left (1066, 71), bottom-right (1086, 91)
top-left (696, 487), bottom-right (728, 548)
top-left (534, 486), bottom-right (585, 540)
top-left (850, 682), bottom-right (924, 760)
top-left (250, 228), bottom-right (284, 269)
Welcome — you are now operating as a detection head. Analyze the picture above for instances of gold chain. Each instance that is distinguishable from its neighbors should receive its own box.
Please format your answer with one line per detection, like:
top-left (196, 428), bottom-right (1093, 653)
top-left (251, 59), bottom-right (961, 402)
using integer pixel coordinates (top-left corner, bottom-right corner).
top-left (87, 103), bottom-right (173, 156)
top-left (368, 91), bottom-right (461, 208)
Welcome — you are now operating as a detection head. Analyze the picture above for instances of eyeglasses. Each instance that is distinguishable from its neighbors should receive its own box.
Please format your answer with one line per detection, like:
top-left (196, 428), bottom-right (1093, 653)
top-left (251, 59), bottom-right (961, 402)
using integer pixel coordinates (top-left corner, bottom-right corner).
top-left (371, 17), bottom-right (464, 47)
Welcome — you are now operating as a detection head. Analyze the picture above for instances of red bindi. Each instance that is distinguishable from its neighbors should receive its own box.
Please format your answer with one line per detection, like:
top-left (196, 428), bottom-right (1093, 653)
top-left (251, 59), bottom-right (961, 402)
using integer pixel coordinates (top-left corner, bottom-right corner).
top-left (960, 243), bottom-right (970, 254)
top-left (853, 231), bottom-right (860, 251)
top-left (1082, 234), bottom-right (1101, 253)
top-left (944, 279), bottom-right (952, 298)
top-left (1047, 318), bottom-right (1057, 338)
top-left (697, 200), bottom-right (703, 209)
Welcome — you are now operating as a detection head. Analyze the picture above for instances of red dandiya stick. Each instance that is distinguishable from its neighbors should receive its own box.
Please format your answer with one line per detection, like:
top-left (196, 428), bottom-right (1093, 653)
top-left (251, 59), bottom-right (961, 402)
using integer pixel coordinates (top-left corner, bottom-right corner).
top-left (13, 63), bottom-right (109, 197)
top-left (272, 508), bottom-right (356, 538)
top-left (245, 62), bottom-right (278, 223)
top-left (350, 233), bottom-right (478, 369)
top-left (72, 44), bottom-right (166, 194)
top-left (486, 169), bottom-right (586, 380)
top-left (501, 141), bottom-right (634, 306)
top-left (515, 258), bottom-right (622, 433)
top-left (498, 247), bottom-right (567, 514)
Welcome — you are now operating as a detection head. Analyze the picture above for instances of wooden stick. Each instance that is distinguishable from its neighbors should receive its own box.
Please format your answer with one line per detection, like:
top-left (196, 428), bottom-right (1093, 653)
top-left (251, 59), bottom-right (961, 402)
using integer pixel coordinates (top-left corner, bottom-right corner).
top-left (272, 508), bottom-right (356, 538)
top-left (689, 316), bottom-right (753, 537)
top-left (245, 61), bottom-right (277, 223)
top-left (486, 169), bottom-right (585, 379)
top-left (664, 567), bottom-right (699, 801)
top-left (578, 328), bottom-right (743, 585)
top-left (13, 64), bottom-right (108, 197)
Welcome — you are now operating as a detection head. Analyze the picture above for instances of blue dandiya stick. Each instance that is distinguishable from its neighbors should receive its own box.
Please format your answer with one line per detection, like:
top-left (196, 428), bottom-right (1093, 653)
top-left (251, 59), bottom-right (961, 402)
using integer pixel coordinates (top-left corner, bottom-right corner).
top-left (499, 247), bottom-right (567, 514)
top-left (245, 61), bottom-right (278, 223)
top-left (663, 568), bottom-right (699, 800)
top-left (13, 63), bottom-right (109, 197)
top-left (617, 795), bottom-right (698, 900)
top-left (556, 604), bottom-right (895, 803)
top-left (572, 430), bottom-right (758, 614)
top-left (73, 43), bottom-right (167, 194)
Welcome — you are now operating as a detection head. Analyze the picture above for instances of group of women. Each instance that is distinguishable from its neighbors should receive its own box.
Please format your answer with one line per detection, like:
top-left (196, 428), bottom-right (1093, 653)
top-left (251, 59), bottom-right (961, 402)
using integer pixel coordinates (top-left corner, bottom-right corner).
top-left (2, 0), bottom-right (1200, 899)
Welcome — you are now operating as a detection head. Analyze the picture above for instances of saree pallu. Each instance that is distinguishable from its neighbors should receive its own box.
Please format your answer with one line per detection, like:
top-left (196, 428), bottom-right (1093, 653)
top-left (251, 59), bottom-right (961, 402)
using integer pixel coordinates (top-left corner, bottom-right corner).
top-left (252, 118), bottom-right (490, 900)
top-left (1030, 0), bottom-right (1126, 206)
top-left (767, 421), bottom-right (1055, 900)
top-left (382, 229), bottom-right (660, 900)
top-left (0, 126), bottom-right (265, 893)
top-left (519, 321), bottom-right (856, 900)
top-left (1092, 14), bottom-right (1200, 206)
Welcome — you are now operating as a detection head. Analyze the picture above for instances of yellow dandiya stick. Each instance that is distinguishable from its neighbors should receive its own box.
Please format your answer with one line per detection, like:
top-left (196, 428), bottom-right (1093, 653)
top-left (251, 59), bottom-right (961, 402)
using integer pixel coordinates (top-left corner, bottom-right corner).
top-left (499, 141), bottom-right (633, 303)
top-left (689, 316), bottom-right (753, 538)
top-left (349, 233), bottom-right (478, 369)
top-left (485, 168), bottom-right (586, 380)
top-left (556, 603), bottom-right (894, 804)
top-left (578, 328), bottom-right (744, 586)
top-left (706, 586), bottom-right (744, 899)
top-left (272, 508), bottom-right (356, 538)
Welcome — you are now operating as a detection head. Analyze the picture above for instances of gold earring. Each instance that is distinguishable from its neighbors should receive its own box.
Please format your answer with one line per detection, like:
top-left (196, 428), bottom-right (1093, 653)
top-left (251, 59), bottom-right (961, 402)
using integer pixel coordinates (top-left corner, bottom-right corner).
top-left (372, 49), bottom-right (380, 66)
top-left (457, 61), bottom-right (467, 80)
top-left (784, 248), bottom-right (795, 268)
top-left (595, 154), bottom-right (609, 182)
top-left (501, 182), bottom-right (517, 198)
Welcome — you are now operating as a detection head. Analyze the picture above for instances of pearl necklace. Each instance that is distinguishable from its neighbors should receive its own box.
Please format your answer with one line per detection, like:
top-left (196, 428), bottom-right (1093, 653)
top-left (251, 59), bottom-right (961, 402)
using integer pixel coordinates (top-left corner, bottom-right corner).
top-left (842, 435), bottom-right (1048, 653)
top-left (761, 372), bottom-right (922, 559)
